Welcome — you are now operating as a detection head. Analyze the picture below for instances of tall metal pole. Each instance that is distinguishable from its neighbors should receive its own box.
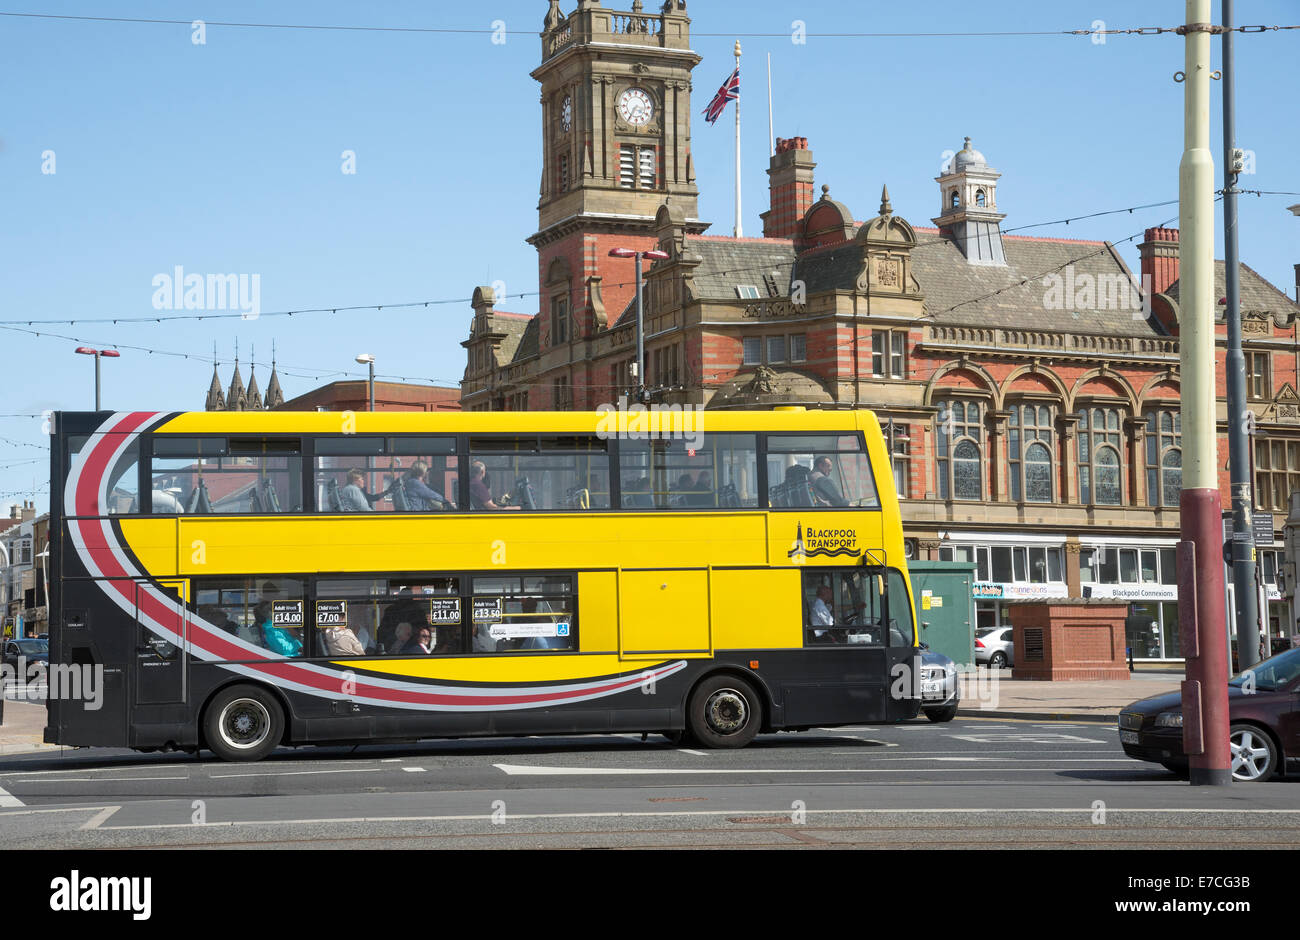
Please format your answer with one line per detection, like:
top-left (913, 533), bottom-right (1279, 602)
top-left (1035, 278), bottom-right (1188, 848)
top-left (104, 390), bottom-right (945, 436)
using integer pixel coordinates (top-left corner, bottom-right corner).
top-left (733, 39), bottom-right (742, 238)
top-left (635, 253), bottom-right (646, 403)
top-left (1179, 0), bottom-right (1232, 786)
top-left (1222, 0), bottom-right (1260, 671)
top-left (94, 354), bottom-right (101, 411)
top-left (766, 52), bottom-right (774, 158)
top-left (368, 360), bottom-right (375, 412)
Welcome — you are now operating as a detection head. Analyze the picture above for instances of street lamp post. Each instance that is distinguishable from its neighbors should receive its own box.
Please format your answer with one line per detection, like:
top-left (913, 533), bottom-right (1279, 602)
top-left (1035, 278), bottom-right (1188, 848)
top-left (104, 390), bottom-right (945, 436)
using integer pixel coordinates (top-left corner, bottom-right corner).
top-left (355, 354), bottom-right (376, 412)
top-left (74, 347), bottom-right (121, 411)
top-left (608, 248), bottom-right (669, 403)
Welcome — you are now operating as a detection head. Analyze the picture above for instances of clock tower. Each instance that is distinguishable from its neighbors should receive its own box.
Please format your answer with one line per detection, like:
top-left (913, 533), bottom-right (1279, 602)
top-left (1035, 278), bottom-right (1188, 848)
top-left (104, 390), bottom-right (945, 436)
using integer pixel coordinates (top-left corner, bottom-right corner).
top-left (530, 0), bottom-right (706, 367)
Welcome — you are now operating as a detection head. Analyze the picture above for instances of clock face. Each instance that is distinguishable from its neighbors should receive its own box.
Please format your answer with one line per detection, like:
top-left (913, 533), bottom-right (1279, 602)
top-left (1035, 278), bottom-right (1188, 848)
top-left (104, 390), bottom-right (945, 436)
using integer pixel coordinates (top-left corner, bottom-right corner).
top-left (618, 88), bottom-right (654, 126)
top-left (561, 95), bottom-right (572, 132)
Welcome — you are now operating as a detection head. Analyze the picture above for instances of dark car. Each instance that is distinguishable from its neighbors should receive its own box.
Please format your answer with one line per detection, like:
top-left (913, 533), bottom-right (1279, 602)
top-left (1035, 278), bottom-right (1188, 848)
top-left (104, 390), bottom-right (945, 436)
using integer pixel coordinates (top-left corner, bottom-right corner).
top-left (919, 645), bottom-right (959, 722)
top-left (1118, 646), bottom-right (1300, 781)
top-left (2, 638), bottom-right (48, 665)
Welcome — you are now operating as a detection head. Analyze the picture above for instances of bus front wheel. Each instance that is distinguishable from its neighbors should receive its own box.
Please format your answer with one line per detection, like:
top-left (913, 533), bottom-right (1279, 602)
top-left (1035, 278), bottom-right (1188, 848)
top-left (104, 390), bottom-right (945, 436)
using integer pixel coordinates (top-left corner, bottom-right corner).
top-left (204, 685), bottom-right (284, 762)
top-left (688, 675), bottom-right (762, 749)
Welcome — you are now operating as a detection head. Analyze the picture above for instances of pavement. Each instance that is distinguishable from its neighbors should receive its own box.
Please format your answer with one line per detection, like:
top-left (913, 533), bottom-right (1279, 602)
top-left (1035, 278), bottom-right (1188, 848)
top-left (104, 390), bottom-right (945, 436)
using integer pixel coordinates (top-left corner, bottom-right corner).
top-left (0, 666), bottom-right (1183, 756)
top-left (953, 667), bottom-right (1181, 723)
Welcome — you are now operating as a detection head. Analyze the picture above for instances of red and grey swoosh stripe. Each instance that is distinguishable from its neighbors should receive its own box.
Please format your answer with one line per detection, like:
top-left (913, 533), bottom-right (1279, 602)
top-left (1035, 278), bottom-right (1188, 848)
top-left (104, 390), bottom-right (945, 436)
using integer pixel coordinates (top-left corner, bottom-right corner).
top-left (64, 413), bottom-right (687, 711)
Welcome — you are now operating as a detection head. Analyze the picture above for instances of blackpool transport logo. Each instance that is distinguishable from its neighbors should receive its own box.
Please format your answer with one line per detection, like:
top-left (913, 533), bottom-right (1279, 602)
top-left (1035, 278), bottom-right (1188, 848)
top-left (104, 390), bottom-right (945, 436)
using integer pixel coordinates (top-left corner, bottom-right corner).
top-left (787, 521), bottom-right (862, 562)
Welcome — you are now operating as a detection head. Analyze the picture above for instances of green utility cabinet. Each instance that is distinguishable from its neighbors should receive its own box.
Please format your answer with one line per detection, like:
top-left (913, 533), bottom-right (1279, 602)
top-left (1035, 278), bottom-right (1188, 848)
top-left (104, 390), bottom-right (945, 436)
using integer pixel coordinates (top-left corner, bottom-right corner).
top-left (908, 561), bottom-right (976, 667)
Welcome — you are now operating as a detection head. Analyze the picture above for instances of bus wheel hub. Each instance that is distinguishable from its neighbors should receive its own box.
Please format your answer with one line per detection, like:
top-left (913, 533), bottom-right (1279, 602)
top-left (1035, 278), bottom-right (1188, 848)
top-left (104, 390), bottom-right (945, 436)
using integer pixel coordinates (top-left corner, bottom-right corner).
top-left (706, 690), bottom-right (747, 734)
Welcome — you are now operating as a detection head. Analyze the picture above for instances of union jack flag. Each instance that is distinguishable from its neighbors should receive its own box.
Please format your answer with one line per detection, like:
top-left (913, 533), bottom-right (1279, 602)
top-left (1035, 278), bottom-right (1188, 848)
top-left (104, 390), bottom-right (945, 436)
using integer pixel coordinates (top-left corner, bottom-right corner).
top-left (701, 67), bottom-right (739, 124)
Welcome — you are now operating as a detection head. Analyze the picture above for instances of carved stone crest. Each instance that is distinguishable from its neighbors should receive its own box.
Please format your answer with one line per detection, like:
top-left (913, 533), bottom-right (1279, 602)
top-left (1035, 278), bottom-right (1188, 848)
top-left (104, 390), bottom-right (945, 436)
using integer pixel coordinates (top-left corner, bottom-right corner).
top-left (877, 257), bottom-right (900, 287)
top-left (743, 365), bottom-right (777, 396)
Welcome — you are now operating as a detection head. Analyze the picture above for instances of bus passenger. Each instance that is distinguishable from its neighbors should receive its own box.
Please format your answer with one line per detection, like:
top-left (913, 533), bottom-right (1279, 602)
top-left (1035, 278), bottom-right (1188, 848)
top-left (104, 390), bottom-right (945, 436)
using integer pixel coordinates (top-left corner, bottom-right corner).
top-left (810, 457), bottom-right (848, 507)
top-left (256, 602), bottom-right (303, 657)
top-left (398, 627), bottom-right (434, 656)
top-left (320, 622), bottom-right (366, 657)
top-left (339, 470), bottom-right (374, 512)
top-left (470, 461), bottom-right (515, 510)
top-left (402, 462), bottom-right (454, 511)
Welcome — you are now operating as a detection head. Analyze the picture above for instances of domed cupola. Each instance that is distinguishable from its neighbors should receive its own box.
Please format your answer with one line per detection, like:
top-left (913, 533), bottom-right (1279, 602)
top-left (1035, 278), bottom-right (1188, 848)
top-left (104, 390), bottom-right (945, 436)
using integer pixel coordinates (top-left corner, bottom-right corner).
top-left (934, 136), bottom-right (1006, 265)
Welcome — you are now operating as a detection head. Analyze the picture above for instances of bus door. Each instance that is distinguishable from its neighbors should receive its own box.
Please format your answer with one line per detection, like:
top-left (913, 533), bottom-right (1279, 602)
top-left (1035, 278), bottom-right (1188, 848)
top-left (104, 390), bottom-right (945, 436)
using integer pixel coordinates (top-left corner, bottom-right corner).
top-left (134, 579), bottom-right (188, 705)
top-left (48, 577), bottom-right (133, 747)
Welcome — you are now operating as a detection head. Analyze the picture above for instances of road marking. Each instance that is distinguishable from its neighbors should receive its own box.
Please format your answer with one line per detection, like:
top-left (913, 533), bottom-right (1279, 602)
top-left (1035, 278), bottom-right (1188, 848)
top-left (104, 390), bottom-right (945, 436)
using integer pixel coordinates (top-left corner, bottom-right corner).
top-left (0, 784), bottom-right (23, 808)
top-left (380, 759), bottom-right (403, 763)
top-left (491, 762), bottom-right (1135, 776)
top-left (949, 733), bottom-right (1108, 744)
top-left (401, 767), bottom-right (426, 773)
top-left (83, 805), bottom-right (1300, 833)
top-left (208, 768), bottom-right (385, 779)
top-left (11, 775), bottom-right (190, 784)
top-left (79, 806), bottom-right (121, 830)
top-left (677, 749), bottom-right (707, 757)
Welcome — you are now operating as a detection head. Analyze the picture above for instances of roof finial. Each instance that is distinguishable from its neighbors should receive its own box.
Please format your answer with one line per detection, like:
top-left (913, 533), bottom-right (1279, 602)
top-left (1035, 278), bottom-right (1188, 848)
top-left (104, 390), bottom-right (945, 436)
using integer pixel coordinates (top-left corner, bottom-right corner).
top-left (820, 184), bottom-right (830, 201)
top-left (880, 184), bottom-right (892, 216)
top-left (963, 136), bottom-right (973, 151)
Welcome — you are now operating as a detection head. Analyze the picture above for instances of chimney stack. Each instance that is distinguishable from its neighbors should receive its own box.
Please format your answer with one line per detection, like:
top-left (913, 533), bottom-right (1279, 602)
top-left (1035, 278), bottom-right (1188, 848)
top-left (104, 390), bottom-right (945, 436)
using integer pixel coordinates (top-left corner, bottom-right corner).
top-left (1138, 226), bottom-right (1181, 296)
top-left (761, 136), bottom-right (815, 240)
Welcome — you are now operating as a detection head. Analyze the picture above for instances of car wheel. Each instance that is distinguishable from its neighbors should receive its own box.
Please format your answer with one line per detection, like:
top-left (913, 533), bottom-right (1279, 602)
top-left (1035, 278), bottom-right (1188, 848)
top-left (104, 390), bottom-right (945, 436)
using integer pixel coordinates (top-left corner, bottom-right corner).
top-left (203, 685), bottom-right (284, 762)
top-left (687, 675), bottom-right (762, 749)
top-left (923, 704), bottom-right (958, 722)
top-left (989, 652), bottom-right (1007, 669)
top-left (1229, 724), bottom-right (1278, 782)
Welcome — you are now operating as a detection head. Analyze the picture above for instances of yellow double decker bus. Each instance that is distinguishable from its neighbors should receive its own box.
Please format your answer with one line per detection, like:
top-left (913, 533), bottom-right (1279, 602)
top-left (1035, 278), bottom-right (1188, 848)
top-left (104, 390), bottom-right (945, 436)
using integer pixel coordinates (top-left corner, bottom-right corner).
top-left (46, 407), bottom-right (920, 761)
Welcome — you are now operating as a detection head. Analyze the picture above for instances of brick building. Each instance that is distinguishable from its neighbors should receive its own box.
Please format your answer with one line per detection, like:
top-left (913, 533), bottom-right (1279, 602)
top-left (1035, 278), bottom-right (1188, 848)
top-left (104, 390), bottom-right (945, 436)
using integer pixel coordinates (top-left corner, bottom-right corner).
top-left (462, 1), bottom-right (1300, 659)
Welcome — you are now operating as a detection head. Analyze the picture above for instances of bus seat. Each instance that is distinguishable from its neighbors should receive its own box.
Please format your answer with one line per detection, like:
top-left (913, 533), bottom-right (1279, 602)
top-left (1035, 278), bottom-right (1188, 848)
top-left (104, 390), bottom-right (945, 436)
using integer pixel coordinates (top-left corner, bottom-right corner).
top-left (262, 480), bottom-right (282, 513)
top-left (326, 478), bottom-right (343, 512)
top-left (390, 479), bottom-right (410, 511)
top-left (195, 478), bottom-right (212, 514)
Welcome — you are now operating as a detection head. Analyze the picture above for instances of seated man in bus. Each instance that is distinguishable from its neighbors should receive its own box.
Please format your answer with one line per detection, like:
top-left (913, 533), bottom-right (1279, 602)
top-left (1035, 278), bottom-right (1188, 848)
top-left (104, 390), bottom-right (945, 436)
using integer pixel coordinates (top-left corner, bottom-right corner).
top-left (400, 461), bottom-right (454, 511)
top-left (810, 456), bottom-right (848, 507)
top-left (809, 584), bottom-right (838, 643)
top-left (469, 460), bottom-right (517, 510)
top-left (338, 470), bottom-right (374, 512)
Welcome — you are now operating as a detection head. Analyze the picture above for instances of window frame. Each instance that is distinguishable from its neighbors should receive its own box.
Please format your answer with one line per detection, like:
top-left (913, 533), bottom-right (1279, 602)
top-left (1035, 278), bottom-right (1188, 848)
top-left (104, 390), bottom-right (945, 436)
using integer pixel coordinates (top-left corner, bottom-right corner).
top-left (935, 398), bottom-right (985, 502)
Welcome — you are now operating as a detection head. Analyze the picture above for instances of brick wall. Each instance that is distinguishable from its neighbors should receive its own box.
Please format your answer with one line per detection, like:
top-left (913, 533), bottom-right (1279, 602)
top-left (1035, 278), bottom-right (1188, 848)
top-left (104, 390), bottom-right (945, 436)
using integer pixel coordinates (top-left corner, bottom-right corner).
top-left (1009, 602), bottom-right (1131, 680)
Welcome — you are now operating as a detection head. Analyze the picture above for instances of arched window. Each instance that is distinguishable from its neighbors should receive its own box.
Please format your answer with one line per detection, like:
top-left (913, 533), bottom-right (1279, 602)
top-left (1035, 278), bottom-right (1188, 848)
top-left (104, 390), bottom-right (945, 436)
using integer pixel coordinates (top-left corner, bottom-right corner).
top-left (1145, 409), bottom-right (1182, 507)
top-left (949, 189), bottom-right (960, 210)
top-left (936, 400), bottom-right (983, 501)
top-left (1078, 407), bottom-right (1124, 505)
top-left (1008, 404), bottom-right (1055, 502)
top-left (975, 189), bottom-right (987, 207)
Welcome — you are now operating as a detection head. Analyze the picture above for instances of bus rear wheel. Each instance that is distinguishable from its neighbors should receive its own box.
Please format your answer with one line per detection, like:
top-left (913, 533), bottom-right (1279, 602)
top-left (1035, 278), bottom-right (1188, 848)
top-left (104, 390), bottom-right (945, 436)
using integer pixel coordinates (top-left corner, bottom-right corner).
top-left (688, 675), bottom-right (762, 749)
top-left (204, 685), bottom-right (284, 762)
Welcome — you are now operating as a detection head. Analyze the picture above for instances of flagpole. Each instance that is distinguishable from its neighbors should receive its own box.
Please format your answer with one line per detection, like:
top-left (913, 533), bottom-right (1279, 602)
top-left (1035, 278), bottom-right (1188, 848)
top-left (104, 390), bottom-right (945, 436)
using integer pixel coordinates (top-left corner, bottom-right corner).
top-left (767, 52), bottom-right (774, 158)
top-left (734, 39), bottom-right (742, 238)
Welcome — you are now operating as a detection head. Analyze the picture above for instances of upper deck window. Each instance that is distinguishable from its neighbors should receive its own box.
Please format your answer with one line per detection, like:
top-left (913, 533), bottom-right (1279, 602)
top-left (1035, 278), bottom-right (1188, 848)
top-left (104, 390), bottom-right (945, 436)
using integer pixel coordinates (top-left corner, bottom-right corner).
top-left (149, 437), bottom-right (301, 514)
top-left (468, 436), bottom-right (609, 511)
top-left (767, 434), bottom-right (879, 509)
top-left (315, 436), bottom-right (457, 513)
top-left (618, 434), bottom-right (758, 510)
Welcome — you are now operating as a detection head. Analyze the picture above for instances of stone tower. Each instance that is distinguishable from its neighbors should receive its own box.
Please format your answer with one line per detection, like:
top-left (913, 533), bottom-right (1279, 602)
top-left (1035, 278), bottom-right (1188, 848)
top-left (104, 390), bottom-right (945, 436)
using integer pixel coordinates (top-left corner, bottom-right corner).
top-left (529, 0), bottom-right (706, 357)
top-left (933, 136), bottom-right (1007, 266)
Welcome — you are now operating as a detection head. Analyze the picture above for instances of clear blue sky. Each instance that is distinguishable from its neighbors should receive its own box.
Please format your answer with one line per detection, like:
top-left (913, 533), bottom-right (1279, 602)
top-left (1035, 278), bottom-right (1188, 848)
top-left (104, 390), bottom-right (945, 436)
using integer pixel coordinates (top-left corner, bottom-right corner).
top-left (3, 1), bottom-right (1298, 512)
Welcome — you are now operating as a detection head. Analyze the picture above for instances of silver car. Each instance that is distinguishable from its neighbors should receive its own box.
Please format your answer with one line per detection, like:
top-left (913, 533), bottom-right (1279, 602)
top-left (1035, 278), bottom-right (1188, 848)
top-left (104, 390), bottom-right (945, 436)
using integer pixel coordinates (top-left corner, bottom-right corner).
top-left (975, 626), bottom-right (1014, 668)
